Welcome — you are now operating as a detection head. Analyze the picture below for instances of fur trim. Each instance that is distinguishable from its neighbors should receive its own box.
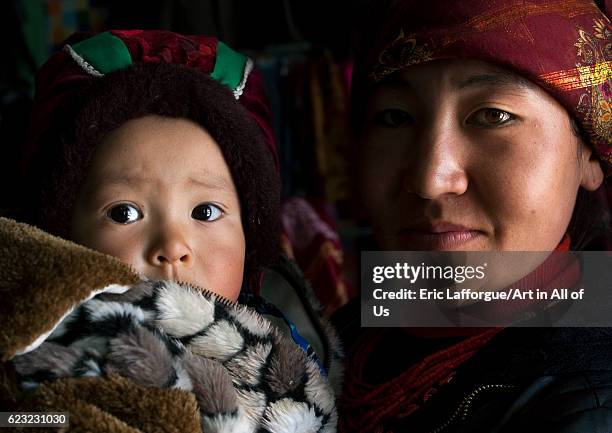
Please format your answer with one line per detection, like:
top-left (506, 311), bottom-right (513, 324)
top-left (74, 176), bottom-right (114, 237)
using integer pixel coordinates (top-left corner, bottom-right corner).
top-left (12, 279), bottom-right (337, 432)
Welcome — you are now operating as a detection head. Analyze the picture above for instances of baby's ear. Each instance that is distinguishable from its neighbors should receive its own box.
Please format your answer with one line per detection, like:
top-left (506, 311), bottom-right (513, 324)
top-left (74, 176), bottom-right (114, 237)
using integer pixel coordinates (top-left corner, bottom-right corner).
top-left (579, 142), bottom-right (604, 192)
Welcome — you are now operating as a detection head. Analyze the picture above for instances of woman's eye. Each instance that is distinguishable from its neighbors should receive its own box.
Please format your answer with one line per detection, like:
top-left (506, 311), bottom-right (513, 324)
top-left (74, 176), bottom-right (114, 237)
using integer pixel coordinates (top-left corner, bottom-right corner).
top-left (372, 109), bottom-right (414, 127)
top-left (468, 108), bottom-right (515, 127)
top-left (106, 203), bottom-right (142, 224)
top-left (192, 203), bottom-right (223, 222)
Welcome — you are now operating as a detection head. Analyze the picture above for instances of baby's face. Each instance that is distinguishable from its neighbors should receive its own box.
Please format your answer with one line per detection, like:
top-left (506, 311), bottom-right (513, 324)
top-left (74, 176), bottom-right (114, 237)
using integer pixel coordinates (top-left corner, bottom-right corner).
top-left (71, 115), bottom-right (245, 301)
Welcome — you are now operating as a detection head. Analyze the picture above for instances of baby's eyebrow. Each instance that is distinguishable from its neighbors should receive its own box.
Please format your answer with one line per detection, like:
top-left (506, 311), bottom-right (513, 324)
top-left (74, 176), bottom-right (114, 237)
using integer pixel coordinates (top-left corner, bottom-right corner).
top-left (102, 173), bottom-right (235, 193)
top-left (187, 175), bottom-right (235, 193)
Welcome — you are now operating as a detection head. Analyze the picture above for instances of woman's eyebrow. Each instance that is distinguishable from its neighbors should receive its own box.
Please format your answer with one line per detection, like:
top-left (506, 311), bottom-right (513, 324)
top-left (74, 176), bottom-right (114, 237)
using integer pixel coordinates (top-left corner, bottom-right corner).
top-left (456, 72), bottom-right (533, 91)
top-left (381, 74), bottom-right (416, 91)
top-left (103, 175), bottom-right (154, 186)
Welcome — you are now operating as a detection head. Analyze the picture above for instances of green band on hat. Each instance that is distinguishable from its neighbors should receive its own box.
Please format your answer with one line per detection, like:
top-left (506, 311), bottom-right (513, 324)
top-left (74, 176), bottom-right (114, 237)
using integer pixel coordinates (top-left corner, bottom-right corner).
top-left (66, 33), bottom-right (250, 98)
top-left (71, 32), bottom-right (132, 75)
top-left (211, 41), bottom-right (247, 91)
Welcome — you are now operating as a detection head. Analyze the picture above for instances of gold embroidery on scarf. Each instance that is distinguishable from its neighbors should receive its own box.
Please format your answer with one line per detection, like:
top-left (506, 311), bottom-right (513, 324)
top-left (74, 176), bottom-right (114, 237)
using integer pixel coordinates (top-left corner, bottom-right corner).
top-left (573, 19), bottom-right (611, 153)
top-left (539, 61), bottom-right (611, 91)
top-left (465, 0), bottom-right (595, 33)
top-left (369, 1), bottom-right (599, 82)
top-left (369, 30), bottom-right (434, 82)
top-left (438, 0), bottom-right (595, 48)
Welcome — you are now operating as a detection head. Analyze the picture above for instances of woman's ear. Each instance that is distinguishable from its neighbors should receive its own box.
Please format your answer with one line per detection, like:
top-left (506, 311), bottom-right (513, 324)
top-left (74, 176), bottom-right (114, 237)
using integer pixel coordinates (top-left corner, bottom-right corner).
top-left (579, 141), bottom-right (604, 191)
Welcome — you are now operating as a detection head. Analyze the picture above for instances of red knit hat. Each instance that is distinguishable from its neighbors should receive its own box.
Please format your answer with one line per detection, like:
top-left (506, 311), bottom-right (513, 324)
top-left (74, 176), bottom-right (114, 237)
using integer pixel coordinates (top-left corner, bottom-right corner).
top-left (22, 30), bottom-right (280, 280)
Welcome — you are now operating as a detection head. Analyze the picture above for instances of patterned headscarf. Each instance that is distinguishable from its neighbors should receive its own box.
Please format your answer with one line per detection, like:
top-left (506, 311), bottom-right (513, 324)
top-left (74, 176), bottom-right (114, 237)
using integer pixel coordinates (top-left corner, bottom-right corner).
top-left (353, 0), bottom-right (611, 173)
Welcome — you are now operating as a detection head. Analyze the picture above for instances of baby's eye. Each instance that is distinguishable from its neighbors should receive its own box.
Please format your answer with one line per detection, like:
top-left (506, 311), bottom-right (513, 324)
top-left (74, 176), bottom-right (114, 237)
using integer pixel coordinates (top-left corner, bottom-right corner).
top-left (467, 108), bottom-right (515, 127)
top-left (106, 203), bottom-right (142, 224)
top-left (372, 109), bottom-right (415, 127)
top-left (192, 203), bottom-right (223, 222)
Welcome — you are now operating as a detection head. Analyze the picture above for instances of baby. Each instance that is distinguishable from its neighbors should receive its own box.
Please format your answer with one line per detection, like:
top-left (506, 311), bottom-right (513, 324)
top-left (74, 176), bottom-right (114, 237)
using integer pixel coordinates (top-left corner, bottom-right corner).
top-left (4, 30), bottom-right (337, 433)
top-left (70, 114), bottom-right (247, 301)
top-left (24, 30), bottom-right (279, 300)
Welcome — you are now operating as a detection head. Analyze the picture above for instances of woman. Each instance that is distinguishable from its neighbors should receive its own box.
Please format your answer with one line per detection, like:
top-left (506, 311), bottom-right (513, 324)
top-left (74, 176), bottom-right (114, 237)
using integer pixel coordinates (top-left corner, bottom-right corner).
top-left (337, 0), bottom-right (611, 431)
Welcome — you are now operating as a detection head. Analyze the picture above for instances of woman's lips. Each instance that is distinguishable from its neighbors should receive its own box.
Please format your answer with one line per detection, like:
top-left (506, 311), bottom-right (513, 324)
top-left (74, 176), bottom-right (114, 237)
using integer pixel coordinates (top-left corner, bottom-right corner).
top-left (398, 224), bottom-right (484, 250)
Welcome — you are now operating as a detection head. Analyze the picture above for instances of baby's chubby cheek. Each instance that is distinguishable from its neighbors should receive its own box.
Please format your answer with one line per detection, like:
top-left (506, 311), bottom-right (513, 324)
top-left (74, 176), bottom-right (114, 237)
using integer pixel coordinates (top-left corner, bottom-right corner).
top-left (71, 233), bottom-right (244, 302)
top-left (205, 260), bottom-right (244, 302)
top-left (77, 234), bottom-right (143, 272)
top-left (130, 259), bottom-right (245, 303)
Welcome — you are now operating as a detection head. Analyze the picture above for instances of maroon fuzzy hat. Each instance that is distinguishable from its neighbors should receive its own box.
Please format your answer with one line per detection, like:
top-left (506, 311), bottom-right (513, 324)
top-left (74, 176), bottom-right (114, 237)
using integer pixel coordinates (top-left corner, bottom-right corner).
top-left (22, 30), bottom-right (280, 285)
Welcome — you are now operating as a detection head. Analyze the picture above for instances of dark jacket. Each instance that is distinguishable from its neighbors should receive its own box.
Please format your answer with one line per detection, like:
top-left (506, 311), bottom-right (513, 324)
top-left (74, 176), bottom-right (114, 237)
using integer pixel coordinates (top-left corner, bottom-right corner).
top-left (335, 300), bottom-right (612, 433)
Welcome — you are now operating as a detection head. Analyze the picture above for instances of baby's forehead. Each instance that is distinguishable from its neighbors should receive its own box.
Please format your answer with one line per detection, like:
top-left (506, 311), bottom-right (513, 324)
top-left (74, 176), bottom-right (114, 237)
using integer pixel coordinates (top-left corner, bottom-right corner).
top-left (82, 168), bottom-right (237, 197)
top-left (79, 116), bottom-right (237, 197)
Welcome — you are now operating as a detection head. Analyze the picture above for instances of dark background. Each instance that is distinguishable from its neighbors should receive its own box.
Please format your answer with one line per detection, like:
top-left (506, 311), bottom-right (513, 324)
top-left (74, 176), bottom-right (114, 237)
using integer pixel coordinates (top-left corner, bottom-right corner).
top-left (0, 0), bottom-right (366, 213)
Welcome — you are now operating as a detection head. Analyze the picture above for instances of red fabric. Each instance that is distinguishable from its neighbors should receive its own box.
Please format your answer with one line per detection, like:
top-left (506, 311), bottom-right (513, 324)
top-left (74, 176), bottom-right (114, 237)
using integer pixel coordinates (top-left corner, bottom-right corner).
top-left (111, 30), bottom-right (216, 72)
top-left (458, 237), bottom-right (579, 323)
top-left (239, 66), bottom-right (279, 171)
top-left (22, 50), bottom-right (89, 172)
top-left (356, 0), bottom-right (611, 173)
top-left (340, 327), bottom-right (502, 433)
top-left (281, 197), bottom-right (354, 315)
top-left (339, 236), bottom-right (578, 433)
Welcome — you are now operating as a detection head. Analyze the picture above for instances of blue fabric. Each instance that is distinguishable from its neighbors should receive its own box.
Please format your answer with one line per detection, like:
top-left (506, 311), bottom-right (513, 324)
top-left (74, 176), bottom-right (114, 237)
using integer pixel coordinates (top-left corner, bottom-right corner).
top-left (239, 292), bottom-right (327, 376)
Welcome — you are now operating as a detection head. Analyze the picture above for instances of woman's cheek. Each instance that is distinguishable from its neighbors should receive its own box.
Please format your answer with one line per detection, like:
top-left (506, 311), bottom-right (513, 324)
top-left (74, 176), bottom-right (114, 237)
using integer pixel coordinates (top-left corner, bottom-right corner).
top-left (360, 135), bottom-right (406, 204)
top-left (477, 144), bottom-right (578, 251)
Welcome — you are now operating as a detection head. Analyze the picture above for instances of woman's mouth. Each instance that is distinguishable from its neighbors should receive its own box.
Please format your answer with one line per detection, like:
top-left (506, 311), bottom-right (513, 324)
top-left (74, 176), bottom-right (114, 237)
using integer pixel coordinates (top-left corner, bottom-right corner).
top-left (398, 223), bottom-right (485, 250)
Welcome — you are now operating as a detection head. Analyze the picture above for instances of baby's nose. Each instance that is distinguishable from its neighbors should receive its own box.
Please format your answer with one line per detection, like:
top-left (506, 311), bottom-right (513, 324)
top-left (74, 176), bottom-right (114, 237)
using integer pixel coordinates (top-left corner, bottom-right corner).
top-left (154, 250), bottom-right (191, 266)
top-left (147, 231), bottom-right (193, 267)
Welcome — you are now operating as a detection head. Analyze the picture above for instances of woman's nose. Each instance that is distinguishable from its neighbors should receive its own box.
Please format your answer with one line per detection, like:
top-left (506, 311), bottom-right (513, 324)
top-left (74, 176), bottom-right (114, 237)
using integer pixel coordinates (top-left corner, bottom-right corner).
top-left (147, 227), bottom-right (193, 267)
top-left (402, 124), bottom-right (469, 199)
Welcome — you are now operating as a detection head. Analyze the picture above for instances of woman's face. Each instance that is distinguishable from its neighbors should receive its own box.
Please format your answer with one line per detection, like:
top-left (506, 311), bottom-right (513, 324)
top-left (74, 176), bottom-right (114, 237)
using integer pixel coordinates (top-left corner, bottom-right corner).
top-left (359, 60), bottom-right (603, 251)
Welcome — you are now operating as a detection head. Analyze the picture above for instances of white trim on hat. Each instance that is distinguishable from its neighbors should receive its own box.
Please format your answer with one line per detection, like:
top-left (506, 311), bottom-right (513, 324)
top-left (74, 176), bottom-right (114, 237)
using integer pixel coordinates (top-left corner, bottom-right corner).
top-left (233, 58), bottom-right (254, 99)
top-left (63, 44), bottom-right (104, 77)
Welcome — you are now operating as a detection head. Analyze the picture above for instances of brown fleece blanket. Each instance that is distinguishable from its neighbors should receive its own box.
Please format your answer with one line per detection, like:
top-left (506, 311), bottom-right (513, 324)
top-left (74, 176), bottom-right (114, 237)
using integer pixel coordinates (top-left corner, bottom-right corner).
top-left (0, 217), bottom-right (202, 432)
top-left (0, 218), bottom-right (338, 432)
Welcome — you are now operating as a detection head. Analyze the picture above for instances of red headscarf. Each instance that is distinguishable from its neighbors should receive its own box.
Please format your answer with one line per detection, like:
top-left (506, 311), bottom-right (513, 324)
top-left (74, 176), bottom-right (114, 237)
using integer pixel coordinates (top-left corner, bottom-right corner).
top-left (353, 0), bottom-right (611, 172)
